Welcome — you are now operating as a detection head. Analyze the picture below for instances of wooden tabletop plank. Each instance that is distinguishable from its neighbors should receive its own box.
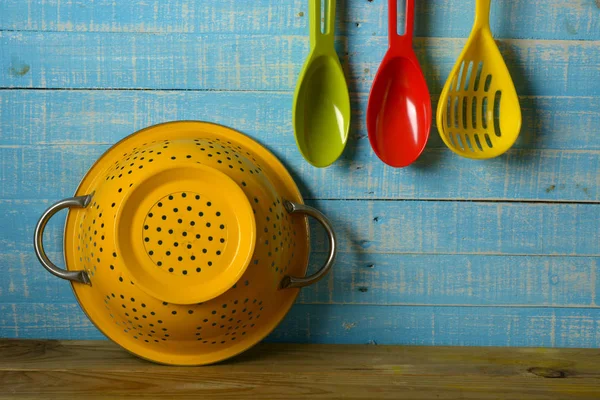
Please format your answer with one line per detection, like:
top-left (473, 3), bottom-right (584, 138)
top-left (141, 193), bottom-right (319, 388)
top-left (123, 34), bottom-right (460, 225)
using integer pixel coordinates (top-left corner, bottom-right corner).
top-left (0, 340), bottom-right (599, 399)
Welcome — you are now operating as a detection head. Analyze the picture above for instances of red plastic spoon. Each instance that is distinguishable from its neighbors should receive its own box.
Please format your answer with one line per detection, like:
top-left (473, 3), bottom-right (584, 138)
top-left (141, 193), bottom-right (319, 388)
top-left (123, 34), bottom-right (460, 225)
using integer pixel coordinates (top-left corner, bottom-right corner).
top-left (367, 0), bottom-right (431, 168)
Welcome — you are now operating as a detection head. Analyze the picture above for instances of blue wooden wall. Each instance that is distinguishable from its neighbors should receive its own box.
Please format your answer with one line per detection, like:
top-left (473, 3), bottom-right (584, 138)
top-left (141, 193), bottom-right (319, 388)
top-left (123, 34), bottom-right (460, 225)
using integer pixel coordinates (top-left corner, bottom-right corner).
top-left (1, 0), bottom-right (599, 347)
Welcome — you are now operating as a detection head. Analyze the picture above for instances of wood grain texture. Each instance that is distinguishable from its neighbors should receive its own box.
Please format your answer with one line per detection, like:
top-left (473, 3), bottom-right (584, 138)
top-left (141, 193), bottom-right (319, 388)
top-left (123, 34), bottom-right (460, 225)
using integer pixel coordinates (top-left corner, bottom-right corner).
top-left (0, 0), bottom-right (599, 348)
top-left (1, 341), bottom-right (600, 400)
top-left (1, 0), bottom-right (599, 40)
top-left (2, 32), bottom-right (600, 96)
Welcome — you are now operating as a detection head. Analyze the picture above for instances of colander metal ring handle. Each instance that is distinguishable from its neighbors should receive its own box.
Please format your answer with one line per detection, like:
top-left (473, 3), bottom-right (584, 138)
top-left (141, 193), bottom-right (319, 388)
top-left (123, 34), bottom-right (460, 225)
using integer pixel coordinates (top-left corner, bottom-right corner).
top-left (34, 195), bottom-right (93, 285)
top-left (280, 201), bottom-right (336, 289)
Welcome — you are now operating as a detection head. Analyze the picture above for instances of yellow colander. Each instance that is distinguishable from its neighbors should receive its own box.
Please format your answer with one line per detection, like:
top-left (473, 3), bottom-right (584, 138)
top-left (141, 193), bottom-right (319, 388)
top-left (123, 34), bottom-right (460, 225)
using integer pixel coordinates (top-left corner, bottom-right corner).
top-left (34, 121), bottom-right (336, 365)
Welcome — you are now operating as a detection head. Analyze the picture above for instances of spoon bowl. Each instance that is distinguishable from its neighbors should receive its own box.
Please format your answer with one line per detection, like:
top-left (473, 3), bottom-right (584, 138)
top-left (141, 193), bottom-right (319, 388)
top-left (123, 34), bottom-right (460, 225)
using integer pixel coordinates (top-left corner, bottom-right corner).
top-left (367, 0), bottom-right (431, 168)
top-left (368, 56), bottom-right (431, 167)
top-left (293, 0), bottom-right (350, 168)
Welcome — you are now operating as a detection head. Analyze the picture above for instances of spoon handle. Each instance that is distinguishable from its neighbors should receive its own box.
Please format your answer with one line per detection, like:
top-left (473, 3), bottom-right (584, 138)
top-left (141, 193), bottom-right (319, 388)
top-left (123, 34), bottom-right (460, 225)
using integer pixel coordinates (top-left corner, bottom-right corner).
top-left (475, 0), bottom-right (491, 28)
top-left (388, 0), bottom-right (415, 47)
top-left (309, 0), bottom-right (336, 49)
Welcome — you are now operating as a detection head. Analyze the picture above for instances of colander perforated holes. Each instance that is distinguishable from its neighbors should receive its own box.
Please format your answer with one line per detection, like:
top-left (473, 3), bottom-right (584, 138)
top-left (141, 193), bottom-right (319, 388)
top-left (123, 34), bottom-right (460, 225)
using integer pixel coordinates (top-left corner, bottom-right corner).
top-left (142, 192), bottom-right (229, 274)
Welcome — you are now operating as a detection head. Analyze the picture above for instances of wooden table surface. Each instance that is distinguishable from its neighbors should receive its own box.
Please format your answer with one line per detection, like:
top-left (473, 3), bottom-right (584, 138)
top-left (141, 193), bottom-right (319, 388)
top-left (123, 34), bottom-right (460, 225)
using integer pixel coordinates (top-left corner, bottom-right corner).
top-left (1, 340), bottom-right (599, 399)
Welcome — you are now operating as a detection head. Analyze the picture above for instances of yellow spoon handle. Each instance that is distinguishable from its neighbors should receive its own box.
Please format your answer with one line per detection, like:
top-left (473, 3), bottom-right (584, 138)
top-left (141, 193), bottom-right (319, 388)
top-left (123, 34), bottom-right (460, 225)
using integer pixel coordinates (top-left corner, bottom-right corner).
top-left (309, 0), bottom-right (336, 49)
top-left (475, 0), bottom-right (491, 28)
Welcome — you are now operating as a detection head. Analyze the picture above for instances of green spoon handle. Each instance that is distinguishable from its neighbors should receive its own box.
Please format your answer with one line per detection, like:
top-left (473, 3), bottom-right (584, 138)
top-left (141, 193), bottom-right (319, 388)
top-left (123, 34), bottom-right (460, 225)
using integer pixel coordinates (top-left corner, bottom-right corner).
top-left (475, 0), bottom-right (491, 28)
top-left (309, 0), bottom-right (336, 49)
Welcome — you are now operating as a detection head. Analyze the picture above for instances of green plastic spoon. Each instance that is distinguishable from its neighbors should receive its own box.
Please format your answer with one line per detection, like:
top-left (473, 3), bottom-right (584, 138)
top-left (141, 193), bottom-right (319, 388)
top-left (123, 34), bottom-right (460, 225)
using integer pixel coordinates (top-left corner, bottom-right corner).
top-left (293, 0), bottom-right (351, 168)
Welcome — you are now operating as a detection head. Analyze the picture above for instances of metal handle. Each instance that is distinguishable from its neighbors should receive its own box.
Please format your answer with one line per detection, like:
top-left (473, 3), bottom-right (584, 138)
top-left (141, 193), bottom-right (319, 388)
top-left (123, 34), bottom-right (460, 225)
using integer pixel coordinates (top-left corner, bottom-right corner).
top-left (280, 200), bottom-right (337, 289)
top-left (34, 195), bottom-right (93, 285)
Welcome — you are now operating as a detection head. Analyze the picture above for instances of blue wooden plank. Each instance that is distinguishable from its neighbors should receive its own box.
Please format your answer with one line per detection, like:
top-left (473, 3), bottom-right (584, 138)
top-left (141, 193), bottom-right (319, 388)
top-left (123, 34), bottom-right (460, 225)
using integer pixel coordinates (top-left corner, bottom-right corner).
top-left (2, 303), bottom-right (600, 348)
top-left (272, 305), bottom-right (600, 348)
top-left (2, 200), bottom-right (598, 256)
top-left (2, 251), bottom-right (596, 308)
top-left (2, 90), bottom-right (600, 150)
top-left (1, 32), bottom-right (599, 96)
top-left (296, 253), bottom-right (598, 308)
top-left (304, 200), bottom-right (599, 256)
top-left (1, 0), bottom-right (598, 41)
top-left (1, 144), bottom-right (599, 202)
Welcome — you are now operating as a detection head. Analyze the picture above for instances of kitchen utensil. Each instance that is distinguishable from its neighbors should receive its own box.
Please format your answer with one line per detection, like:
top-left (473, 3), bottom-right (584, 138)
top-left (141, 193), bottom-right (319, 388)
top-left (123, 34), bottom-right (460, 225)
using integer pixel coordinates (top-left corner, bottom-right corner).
top-left (293, 0), bottom-right (350, 168)
top-left (436, 0), bottom-right (521, 158)
top-left (34, 121), bottom-right (336, 365)
top-left (367, 0), bottom-right (431, 168)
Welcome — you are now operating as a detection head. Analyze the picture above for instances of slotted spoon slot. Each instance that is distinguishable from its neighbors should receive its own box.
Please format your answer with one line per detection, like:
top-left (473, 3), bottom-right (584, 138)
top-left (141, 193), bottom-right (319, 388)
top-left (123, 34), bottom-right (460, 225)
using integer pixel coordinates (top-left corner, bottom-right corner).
top-left (457, 96), bottom-right (464, 130)
top-left (453, 97), bottom-right (459, 129)
top-left (446, 97), bottom-right (452, 128)
top-left (484, 133), bottom-right (493, 148)
top-left (463, 134), bottom-right (475, 152)
top-left (462, 97), bottom-right (468, 129)
top-left (473, 61), bottom-right (484, 91)
top-left (471, 97), bottom-right (478, 129)
top-left (455, 133), bottom-right (465, 150)
top-left (493, 90), bottom-right (502, 137)
top-left (481, 97), bottom-right (488, 130)
top-left (473, 134), bottom-right (484, 151)
top-left (448, 131), bottom-right (456, 147)
top-left (455, 61), bottom-right (465, 91)
top-left (484, 75), bottom-right (493, 92)
top-left (463, 61), bottom-right (474, 91)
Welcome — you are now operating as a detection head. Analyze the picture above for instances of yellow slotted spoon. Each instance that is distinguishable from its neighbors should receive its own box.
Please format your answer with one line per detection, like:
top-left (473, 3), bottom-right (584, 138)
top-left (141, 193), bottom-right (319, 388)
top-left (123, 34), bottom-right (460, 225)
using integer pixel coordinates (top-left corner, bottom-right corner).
top-left (437, 0), bottom-right (521, 159)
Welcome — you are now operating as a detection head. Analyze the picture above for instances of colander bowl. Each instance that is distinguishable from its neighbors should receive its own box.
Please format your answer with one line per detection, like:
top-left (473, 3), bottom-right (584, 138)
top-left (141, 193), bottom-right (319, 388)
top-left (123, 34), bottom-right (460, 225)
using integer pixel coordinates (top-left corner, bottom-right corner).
top-left (34, 121), bottom-right (336, 365)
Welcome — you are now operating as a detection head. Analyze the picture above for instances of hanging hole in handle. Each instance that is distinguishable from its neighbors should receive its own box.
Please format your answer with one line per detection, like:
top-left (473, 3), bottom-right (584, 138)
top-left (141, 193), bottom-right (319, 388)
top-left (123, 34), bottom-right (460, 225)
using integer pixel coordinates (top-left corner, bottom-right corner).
top-left (396, 0), bottom-right (407, 35)
top-left (321, 0), bottom-right (326, 34)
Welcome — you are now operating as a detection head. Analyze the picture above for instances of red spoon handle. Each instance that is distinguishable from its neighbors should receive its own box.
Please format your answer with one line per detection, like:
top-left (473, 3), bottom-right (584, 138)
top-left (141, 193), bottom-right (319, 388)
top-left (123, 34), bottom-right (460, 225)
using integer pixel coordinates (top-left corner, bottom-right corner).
top-left (388, 0), bottom-right (414, 47)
